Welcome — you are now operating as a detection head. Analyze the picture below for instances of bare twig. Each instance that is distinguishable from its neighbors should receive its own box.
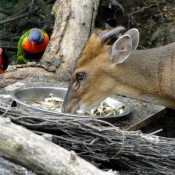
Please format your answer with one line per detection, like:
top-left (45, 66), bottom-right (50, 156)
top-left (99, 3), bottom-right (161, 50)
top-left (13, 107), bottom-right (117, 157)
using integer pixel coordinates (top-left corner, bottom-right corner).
top-left (148, 128), bottom-right (163, 135)
top-left (128, 4), bottom-right (157, 16)
top-left (0, 8), bottom-right (39, 25)
top-left (140, 0), bottom-right (155, 16)
top-left (127, 2), bottom-right (164, 21)
top-left (1, 105), bottom-right (175, 173)
top-left (0, 7), bottom-right (14, 16)
top-left (0, 0), bottom-right (30, 16)
top-left (35, 0), bottom-right (53, 31)
top-left (111, 0), bottom-right (125, 16)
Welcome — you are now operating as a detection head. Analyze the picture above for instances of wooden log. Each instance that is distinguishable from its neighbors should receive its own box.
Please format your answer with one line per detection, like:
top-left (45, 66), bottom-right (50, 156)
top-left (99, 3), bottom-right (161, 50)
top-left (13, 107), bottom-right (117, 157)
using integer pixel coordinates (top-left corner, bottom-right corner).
top-left (0, 66), bottom-right (56, 88)
top-left (1, 106), bottom-right (174, 174)
top-left (1, 0), bottom-right (100, 83)
top-left (0, 156), bottom-right (36, 175)
top-left (0, 117), bottom-right (118, 175)
top-left (1, 106), bottom-right (175, 174)
top-left (40, 0), bottom-right (100, 81)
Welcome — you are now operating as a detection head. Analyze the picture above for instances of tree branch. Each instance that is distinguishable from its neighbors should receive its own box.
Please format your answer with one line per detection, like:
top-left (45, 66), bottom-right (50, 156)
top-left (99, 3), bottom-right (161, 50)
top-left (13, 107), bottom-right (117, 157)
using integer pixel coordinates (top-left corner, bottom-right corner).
top-left (0, 8), bottom-right (38, 25)
top-left (0, 0), bottom-right (30, 16)
top-left (0, 117), bottom-right (118, 175)
top-left (35, 0), bottom-right (53, 31)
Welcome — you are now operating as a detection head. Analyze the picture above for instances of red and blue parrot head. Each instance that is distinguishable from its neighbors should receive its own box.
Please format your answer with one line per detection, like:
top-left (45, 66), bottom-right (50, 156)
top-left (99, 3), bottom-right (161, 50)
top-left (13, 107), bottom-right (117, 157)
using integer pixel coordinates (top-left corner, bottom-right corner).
top-left (28, 28), bottom-right (44, 49)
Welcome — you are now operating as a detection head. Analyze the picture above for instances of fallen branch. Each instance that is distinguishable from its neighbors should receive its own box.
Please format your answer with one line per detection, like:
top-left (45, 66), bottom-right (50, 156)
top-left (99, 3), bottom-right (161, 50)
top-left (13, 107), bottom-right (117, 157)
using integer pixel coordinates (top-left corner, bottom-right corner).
top-left (0, 66), bottom-right (56, 88)
top-left (1, 106), bottom-right (175, 174)
top-left (0, 117), bottom-right (118, 175)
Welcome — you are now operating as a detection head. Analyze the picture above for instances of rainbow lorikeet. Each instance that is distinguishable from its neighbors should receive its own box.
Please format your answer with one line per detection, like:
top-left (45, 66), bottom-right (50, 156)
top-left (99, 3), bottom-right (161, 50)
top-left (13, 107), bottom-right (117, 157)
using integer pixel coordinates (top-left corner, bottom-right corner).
top-left (16, 28), bottom-right (49, 64)
top-left (0, 48), bottom-right (9, 74)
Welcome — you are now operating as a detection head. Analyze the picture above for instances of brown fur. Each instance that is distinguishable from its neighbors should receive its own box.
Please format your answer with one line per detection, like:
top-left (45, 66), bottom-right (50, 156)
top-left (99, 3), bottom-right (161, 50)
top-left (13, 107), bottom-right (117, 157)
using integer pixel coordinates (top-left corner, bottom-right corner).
top-left (77, 31), bottom-right (107, 67)
top-left (64, 28), bottom-right (175, 114)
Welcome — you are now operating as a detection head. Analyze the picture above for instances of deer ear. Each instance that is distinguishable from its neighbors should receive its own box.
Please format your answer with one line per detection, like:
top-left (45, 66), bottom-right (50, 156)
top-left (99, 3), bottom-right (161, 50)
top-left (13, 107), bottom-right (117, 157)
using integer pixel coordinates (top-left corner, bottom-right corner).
top-left (123, 28), bottom-right (139, 50)
top-left (110, 35), bottom-right (132, 66)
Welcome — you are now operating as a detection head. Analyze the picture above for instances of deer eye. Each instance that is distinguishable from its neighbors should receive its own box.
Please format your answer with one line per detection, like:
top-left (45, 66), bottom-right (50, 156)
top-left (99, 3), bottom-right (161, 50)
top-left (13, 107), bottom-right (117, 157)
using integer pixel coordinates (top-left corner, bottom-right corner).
top-left (76, 72), bottom-right (85, 82)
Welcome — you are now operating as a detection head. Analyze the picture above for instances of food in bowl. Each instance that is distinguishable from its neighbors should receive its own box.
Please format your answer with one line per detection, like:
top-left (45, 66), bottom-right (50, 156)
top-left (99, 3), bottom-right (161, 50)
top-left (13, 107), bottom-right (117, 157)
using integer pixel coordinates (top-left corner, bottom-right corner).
top-left (25, 94), bottom-right (125, 116)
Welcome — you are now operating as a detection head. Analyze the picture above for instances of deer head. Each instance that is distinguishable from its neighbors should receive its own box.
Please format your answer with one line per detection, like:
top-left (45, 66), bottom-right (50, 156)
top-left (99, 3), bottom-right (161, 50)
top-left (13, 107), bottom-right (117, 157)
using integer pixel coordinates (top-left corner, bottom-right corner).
top-left (62, 27), bottom-right (139, 113)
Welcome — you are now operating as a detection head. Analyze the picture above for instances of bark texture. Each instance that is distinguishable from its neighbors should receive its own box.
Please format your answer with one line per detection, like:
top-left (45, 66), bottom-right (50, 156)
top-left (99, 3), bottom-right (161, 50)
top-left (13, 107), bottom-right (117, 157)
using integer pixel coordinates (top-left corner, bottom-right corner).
top-left (0, 117), bottom-right (118, 175)
top-left (0, 66), bottom-right (56, 88)
top-left (40, 0), bottom-right (100, 81)
top-left (1, 0), bottom-right (99, 83)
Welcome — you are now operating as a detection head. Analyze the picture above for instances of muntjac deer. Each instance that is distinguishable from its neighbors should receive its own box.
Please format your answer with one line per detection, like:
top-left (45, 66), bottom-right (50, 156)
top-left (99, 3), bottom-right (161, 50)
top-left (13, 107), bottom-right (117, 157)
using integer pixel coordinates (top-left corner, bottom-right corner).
top-left (63, 26), bottom-right (175, 114)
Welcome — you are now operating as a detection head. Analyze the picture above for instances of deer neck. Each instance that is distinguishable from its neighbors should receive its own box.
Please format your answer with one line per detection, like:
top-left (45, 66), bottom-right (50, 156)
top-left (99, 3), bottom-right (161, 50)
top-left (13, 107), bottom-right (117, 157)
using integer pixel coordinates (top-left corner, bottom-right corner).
top-left (111, 44), bottom-right (175, 108)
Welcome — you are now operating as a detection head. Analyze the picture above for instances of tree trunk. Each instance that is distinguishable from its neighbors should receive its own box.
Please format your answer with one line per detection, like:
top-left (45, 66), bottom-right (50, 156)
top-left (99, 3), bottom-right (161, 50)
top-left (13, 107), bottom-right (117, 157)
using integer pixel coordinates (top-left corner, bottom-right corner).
top-left (40, 0), bottom-right (100, 81)
top-left (0, 117), bottom-right (118, 175)
top-left (1, 0), bottom-right (99, 84)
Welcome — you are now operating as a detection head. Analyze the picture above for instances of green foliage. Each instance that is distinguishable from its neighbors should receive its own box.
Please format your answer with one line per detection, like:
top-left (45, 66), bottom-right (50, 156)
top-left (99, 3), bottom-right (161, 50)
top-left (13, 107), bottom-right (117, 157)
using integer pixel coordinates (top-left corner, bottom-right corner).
top-left (0, 0), bottom-right (17, 8)
top-left (0, 0), bottom-right (55, 65)
top-left (38, 14), bottom-right (46, 19)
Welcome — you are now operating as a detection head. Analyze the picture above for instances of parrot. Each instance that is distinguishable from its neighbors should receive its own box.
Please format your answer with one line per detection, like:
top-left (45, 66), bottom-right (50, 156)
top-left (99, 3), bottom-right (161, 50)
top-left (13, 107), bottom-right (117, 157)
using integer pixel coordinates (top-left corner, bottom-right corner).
top-left (0, 48), bottom-right (9, 74)
top-left (16, 28), bottom-right (49, 64)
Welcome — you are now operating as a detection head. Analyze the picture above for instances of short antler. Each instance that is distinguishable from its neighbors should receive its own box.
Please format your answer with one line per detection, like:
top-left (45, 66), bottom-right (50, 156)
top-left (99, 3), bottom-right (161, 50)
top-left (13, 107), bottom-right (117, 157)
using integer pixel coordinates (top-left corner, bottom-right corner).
top-left (100, 26), bottom-right (125, 43)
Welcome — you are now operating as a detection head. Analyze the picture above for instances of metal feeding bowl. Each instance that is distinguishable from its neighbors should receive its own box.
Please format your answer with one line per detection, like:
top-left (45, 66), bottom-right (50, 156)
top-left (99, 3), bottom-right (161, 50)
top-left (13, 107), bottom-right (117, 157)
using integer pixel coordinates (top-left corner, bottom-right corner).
top-left (10, 87), bottom-right (131, 122)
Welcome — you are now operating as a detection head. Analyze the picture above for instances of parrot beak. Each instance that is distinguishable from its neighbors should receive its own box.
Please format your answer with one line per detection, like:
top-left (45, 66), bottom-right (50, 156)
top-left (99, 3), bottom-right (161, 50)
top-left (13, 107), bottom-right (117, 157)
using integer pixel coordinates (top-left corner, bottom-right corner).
top-left (31, 42), bottom-right (36, 49)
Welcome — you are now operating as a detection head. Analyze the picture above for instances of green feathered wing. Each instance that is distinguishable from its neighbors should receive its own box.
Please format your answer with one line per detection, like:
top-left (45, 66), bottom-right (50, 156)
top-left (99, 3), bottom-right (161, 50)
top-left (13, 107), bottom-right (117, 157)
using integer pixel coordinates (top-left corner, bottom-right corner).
top-left (16, 29), bottom-right (46, 64)
top-left (16, 30), bottom-right (31, 64)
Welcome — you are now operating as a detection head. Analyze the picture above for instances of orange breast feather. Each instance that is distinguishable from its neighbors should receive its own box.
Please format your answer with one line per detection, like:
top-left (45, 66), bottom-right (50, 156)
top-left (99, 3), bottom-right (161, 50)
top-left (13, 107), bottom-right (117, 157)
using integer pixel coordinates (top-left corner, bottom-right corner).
top-left (22, 33), bottom-right (49, 53)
